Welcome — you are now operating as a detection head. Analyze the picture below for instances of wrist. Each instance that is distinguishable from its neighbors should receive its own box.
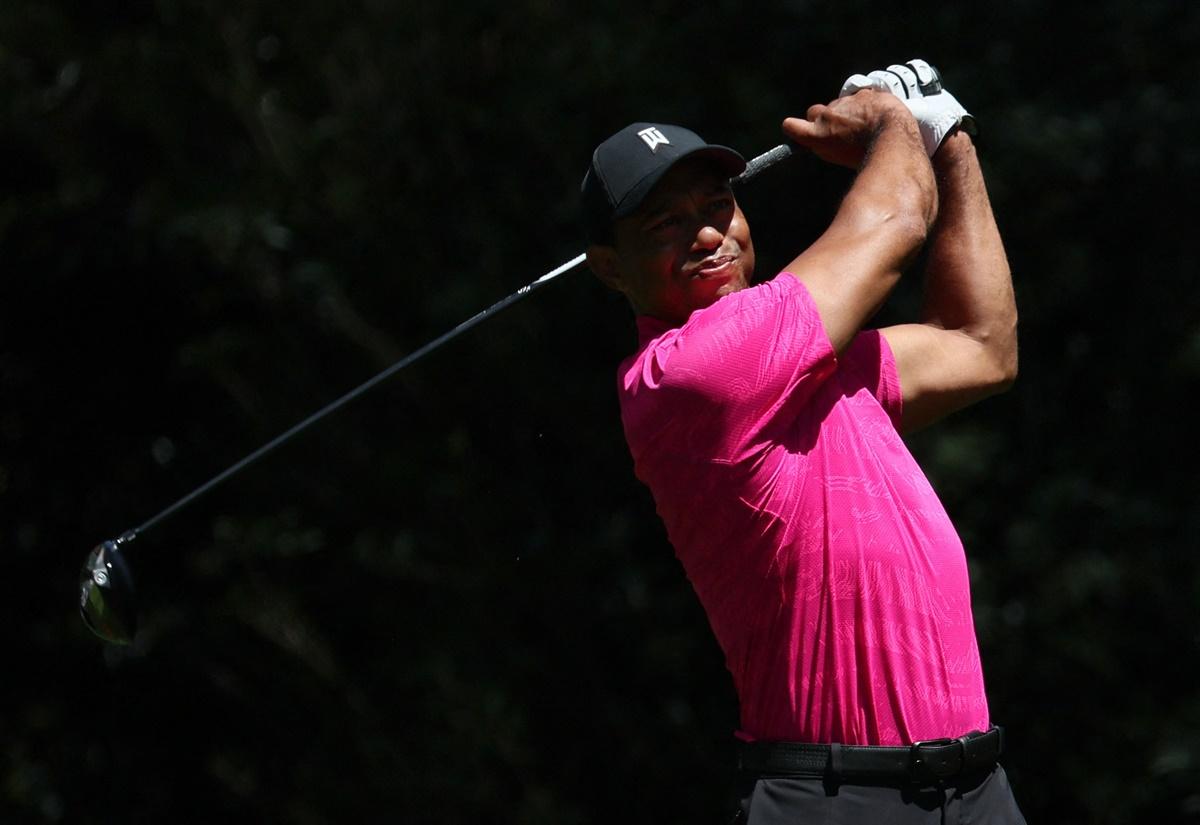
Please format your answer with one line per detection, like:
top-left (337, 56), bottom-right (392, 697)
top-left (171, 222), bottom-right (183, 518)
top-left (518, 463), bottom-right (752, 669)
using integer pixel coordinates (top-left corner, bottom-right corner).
top-left (870, 98), bottom-right (918, 134)
top-left (932, 129), bottom-right (976, 169)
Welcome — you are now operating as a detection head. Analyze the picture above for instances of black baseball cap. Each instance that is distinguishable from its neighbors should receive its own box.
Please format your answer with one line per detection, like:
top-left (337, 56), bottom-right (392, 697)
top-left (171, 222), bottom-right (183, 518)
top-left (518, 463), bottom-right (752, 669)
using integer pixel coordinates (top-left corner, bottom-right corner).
top-left (581, 122), bottom-right (746, 243)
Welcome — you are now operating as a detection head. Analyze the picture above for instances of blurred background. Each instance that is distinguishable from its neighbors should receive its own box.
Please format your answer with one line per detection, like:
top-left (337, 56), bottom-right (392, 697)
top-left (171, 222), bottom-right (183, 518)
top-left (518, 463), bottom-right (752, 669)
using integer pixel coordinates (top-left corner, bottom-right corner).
top-left (3, 1), bottom-right (1198, 822)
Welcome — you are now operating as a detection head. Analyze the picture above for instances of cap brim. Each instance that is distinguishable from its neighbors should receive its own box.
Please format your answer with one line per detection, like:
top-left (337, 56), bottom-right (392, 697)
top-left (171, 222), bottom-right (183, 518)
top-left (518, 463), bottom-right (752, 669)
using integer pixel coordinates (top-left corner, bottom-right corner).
top-left (611, 145), bottom-right (747, 220)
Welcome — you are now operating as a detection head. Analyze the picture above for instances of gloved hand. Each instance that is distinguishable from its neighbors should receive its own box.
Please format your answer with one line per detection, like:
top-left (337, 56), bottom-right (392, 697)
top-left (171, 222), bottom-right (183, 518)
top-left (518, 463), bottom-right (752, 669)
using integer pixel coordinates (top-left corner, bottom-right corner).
top-left (839, 59), bottom-right (977, 157)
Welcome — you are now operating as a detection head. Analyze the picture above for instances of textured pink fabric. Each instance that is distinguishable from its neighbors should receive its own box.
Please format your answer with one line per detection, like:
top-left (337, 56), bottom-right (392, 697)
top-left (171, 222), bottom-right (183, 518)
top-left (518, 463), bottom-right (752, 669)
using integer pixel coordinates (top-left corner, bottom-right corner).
top-left (618, 274), bottom-right (989, 746)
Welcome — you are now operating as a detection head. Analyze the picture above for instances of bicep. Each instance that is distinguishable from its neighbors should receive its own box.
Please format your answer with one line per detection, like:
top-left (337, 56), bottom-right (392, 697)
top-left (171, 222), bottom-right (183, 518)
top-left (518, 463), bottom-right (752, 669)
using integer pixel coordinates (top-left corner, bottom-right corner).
top-left (880, 323), bottom-right (1015, 433)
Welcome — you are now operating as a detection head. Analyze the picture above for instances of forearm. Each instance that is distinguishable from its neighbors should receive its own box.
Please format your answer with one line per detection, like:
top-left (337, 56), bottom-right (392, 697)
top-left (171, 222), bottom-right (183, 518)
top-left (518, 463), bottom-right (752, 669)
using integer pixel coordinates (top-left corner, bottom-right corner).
top-left (848, 112), bottom-right (939, 238)
top-left (781, 93), bottom-right (939, 354)
top-left (783, 92), bottom-right (938, 241)
top-left (921, 131), bottom-right (1017, 379)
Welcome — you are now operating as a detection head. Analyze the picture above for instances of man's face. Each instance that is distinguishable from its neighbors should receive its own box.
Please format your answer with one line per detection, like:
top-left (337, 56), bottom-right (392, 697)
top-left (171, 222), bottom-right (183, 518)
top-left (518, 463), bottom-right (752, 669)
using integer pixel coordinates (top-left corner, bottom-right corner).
top-left (588, 158), bottom-right (755, 325)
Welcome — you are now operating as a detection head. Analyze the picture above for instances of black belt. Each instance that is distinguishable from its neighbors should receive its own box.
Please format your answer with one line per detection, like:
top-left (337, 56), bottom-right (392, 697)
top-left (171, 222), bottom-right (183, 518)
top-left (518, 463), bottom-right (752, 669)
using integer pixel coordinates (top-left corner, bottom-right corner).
top-left (737, 726), bottom-right (1004, 785)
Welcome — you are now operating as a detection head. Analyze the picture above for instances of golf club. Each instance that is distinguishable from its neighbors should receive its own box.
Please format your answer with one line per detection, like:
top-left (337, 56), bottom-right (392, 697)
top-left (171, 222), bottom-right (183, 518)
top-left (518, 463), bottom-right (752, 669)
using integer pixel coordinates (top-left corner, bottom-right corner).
top-left (78, 141), bottom-right (796, 645)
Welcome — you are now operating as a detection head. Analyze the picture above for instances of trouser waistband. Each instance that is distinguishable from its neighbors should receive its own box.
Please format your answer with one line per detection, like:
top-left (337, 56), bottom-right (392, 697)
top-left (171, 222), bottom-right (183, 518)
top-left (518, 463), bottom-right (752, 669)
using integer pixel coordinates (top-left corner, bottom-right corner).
top-left (737, 726), bottom-right (1004, 785)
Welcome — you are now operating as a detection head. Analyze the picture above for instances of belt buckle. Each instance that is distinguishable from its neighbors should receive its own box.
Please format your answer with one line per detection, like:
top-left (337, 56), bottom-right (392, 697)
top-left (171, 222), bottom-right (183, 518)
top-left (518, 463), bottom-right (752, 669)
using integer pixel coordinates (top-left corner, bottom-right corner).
top-left (909, 737), bottom-right (964, 783)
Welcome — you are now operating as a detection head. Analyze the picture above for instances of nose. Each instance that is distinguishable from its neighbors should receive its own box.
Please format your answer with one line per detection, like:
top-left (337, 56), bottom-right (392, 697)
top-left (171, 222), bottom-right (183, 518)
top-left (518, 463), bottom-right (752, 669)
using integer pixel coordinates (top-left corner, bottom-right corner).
top-left (692, 223), bottom-right (724, 251)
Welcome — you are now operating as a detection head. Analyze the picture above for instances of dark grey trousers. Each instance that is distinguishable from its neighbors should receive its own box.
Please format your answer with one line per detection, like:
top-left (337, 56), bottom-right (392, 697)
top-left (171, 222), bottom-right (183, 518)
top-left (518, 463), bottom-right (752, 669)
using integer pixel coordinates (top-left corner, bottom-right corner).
top-left (732, 765), bottom-right (1026, 825)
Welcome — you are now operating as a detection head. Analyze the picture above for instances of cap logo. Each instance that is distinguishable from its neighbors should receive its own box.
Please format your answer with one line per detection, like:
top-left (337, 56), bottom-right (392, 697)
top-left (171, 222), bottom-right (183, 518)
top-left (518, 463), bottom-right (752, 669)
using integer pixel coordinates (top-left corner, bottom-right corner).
top-left (636, 126), bottom-right (670, 153)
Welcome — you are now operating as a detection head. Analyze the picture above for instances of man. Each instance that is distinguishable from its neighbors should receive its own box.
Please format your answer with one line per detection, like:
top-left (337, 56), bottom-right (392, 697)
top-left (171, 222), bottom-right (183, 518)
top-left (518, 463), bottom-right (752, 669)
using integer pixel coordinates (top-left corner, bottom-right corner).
top-left (581, 61), bottom-right (1023, 823)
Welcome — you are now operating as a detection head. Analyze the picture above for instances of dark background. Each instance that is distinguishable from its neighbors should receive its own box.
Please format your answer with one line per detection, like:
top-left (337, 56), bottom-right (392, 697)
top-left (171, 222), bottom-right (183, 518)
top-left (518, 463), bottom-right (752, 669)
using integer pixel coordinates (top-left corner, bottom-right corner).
top-left (4, 1), bottom-right (1198, 822)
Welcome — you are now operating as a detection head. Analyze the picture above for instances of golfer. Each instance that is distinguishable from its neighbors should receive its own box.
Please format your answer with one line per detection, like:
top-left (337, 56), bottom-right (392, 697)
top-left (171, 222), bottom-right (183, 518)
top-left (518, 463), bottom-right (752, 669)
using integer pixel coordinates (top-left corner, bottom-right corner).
top-left (581, 61), bottom-right (1024, 824)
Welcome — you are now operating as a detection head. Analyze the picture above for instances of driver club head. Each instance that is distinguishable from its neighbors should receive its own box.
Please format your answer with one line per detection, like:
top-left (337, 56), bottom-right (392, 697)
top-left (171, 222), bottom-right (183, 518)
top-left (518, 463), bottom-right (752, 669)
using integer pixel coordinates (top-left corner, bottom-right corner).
top-left (79, 538), bottom-right (137, 645)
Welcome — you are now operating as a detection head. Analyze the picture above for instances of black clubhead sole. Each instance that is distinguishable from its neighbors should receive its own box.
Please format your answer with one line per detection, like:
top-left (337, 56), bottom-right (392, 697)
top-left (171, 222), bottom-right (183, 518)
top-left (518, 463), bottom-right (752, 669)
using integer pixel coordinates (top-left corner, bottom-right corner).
top-left (79, 539), bottom-right (137, 645)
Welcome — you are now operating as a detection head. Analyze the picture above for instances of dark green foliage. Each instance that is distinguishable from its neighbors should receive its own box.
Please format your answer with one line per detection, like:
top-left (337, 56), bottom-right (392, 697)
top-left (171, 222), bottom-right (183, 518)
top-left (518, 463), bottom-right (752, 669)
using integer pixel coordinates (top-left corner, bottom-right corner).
top-left (3, 2), bottom-right (1198, 822)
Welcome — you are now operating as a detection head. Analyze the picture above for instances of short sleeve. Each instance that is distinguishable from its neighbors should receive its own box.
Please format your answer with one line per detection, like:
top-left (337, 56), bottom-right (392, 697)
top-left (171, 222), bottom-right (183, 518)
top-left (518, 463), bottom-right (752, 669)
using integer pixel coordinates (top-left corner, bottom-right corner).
top-left (838, 329), bottom-right (904, 431)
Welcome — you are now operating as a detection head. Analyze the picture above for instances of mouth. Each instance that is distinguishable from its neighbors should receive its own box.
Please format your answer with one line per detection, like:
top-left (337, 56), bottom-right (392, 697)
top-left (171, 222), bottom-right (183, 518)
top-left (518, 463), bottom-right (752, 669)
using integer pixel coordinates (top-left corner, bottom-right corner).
top-left (688, 254), bottom-right (737, 280)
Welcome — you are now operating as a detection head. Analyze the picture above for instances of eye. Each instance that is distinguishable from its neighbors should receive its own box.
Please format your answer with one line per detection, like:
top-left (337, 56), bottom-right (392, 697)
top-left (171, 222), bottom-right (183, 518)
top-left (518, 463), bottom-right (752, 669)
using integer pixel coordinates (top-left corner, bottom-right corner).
top-left (650, 215), bottom-right (680, 232)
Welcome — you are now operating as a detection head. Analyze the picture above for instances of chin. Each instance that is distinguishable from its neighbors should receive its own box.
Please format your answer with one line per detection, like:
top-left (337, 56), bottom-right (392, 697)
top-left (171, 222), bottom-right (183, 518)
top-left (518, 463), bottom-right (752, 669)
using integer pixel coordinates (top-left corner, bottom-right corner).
top-left (718, 274), bottom-right (751, 298)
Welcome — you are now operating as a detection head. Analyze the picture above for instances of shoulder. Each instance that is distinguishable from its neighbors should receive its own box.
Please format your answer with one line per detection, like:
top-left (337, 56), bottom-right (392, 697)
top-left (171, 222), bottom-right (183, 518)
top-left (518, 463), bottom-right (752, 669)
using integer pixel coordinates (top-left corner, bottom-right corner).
top-left (667, 274), bottom-right (820, 354)
top-left (620, 274), bottom-right (838, 413)
top-left (622, 276), bottom-right (813, 380)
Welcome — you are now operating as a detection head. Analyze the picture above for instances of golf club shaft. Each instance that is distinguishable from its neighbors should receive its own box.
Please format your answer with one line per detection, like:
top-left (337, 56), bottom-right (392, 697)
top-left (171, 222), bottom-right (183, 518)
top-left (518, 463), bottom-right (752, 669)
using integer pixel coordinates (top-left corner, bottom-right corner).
top-left (127, 251), bottom-right (585, 539)
top-left (123, 142), bottom-right (795, 542)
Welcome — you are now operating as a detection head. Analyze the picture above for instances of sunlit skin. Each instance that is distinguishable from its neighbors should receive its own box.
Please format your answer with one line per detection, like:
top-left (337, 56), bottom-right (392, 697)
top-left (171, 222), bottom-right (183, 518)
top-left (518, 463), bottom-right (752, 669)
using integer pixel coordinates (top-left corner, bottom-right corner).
top-left (587, 157), bottom-right (756, 325)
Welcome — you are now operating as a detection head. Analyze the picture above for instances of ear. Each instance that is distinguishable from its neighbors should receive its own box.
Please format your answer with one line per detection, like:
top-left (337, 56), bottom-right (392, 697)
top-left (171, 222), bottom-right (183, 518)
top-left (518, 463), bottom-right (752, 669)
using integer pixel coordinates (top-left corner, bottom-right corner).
top-left (585, 245), bottom-right (626, 295)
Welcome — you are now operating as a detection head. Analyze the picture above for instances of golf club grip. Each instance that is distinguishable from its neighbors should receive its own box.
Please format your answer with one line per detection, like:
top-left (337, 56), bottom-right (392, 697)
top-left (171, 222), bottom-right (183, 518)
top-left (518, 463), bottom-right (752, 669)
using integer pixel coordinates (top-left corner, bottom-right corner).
top-left (733, 143), bottom-right (794, 186)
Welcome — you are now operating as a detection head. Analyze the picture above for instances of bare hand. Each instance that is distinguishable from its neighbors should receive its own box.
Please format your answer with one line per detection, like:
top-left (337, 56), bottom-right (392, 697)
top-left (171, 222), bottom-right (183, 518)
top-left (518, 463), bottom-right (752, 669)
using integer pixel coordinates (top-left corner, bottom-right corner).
top-left (782, 90), bottom-right (917, 168)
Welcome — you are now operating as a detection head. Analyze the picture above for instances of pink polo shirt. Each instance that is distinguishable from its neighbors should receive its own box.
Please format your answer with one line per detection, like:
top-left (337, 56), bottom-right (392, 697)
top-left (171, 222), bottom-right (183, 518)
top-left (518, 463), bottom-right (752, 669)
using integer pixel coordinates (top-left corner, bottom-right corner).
top-left (617, 274), bottom-right (989, 746)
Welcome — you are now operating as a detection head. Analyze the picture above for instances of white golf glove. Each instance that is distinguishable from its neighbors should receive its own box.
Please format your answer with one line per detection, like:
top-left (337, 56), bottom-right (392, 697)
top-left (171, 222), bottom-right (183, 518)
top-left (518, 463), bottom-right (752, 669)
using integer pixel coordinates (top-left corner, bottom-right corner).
top-left (840, 59), bottom-right (977, 156)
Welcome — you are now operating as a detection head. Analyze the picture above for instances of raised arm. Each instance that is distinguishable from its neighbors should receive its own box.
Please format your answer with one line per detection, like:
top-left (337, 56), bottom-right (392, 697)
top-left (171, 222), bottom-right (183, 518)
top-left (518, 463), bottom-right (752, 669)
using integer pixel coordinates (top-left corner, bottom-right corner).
top-left (880, 129), bottom-right (1018, 432)
top-left (781, 90), bottom-right (937, 354)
